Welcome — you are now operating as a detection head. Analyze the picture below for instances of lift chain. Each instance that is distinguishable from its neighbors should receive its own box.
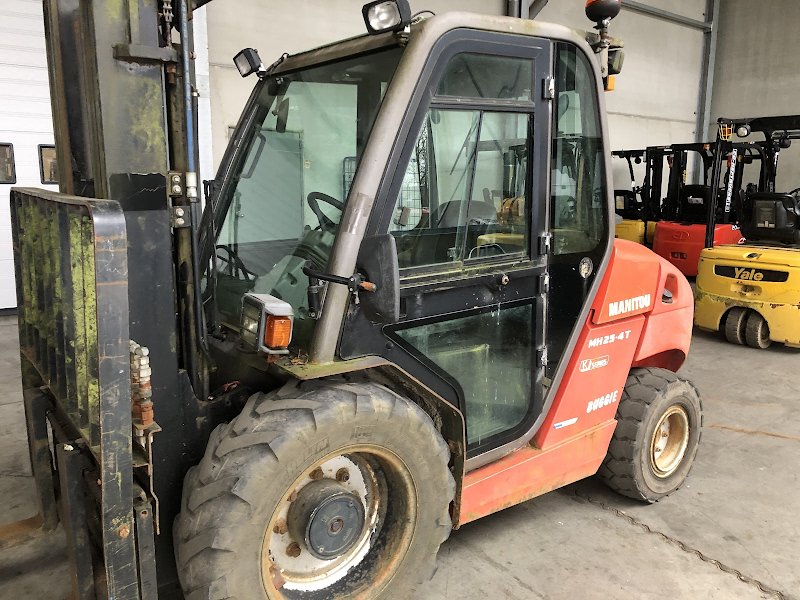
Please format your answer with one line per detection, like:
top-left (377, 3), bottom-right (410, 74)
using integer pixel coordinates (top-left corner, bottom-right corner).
top-left (161, 0), bottom-right (174, 47)
top-left (567, 489), bottom-right (788, 600)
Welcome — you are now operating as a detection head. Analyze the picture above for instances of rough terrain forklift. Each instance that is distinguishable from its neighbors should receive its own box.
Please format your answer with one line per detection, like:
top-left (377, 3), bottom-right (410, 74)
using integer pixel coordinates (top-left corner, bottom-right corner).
top-left (695, 116), bottom-right (800, 348)
top-left (2, 0), bottom-right (703, 598)
top-left (651, 141), bottom-right (747, 276)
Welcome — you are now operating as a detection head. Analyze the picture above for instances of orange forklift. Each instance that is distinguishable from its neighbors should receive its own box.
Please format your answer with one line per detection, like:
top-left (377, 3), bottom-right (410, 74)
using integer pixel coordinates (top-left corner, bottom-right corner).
top-left (3, 1), bottom-right (702, 598)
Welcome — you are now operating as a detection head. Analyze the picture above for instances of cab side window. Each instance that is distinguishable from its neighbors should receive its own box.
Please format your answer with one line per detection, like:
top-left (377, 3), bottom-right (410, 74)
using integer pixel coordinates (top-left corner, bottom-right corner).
top-left (389, 109), bottom-right (531, 269)
top-left (551, 43), bottom-right (607, 255)
top-left (387, 52), bottom-right (534, 271)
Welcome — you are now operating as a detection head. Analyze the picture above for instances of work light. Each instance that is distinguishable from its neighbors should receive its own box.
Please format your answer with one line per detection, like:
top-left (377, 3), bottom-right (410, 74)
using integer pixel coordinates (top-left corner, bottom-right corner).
top-left (240, 293), bottom-right (294, 354)
top-left (234, 48), bottom-right (263, 78)
top-left (362, 0), bottom-right (411, 34)
top-left (736, 124), bottom-right (751, 138)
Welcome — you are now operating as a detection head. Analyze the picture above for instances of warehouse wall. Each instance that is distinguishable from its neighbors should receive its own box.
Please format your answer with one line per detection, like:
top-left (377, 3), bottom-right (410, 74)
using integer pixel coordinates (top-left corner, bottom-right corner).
top-left (711, 0), bottom-right (800, 190)
top-left (199, 1), bottom-right (711, 192)
top-left (0, 0), bottom-right (58, 309)
top-left (537, 1), bottom-right (708, 189)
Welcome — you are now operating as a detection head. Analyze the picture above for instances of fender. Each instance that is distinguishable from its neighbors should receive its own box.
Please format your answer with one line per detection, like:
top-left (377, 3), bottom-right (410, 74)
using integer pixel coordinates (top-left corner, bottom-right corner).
top-left (593, 239), bottom-right (693, 371)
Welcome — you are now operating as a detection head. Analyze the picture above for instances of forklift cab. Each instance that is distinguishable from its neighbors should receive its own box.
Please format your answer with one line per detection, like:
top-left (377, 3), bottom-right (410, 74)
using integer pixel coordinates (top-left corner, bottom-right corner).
top-left (727, 116), bottom-right (800, 244)
top-left (203, 12), bottom-right (613, 460)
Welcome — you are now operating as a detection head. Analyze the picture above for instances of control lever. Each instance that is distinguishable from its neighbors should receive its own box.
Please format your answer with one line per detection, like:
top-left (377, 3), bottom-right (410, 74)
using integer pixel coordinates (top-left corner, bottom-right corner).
top-left (302, 262), bottom-right (377, 320)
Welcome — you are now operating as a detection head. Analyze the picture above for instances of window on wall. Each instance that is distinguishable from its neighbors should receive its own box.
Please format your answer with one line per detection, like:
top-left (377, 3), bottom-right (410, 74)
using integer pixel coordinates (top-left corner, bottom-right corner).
top-left (39, 145), bottom-right (58, 184)
top-left (0, 144), bottom-right (15, 184)
top-left (551, 43), bottom-right (607, 255)
top-left (388, 109), bottom-right (531, 269)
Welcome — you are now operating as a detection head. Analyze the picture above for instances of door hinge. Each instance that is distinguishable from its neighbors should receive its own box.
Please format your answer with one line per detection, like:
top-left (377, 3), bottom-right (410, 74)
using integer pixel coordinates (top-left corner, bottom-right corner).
top-left (538, 233), bottom-right (552, 256)
top-left (538, 273), bottom-right (550, 295)
top-left (542, 77), bottom-right (555, 100)
top-left (537, 347), bottom-right (548, 367)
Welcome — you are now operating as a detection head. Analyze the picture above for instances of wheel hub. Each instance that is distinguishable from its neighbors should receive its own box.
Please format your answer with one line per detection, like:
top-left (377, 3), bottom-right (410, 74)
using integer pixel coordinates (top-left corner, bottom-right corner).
top-left (287, 479), bottom-right (365, 560)
top-left (650, 405), bottom-right (690, 478)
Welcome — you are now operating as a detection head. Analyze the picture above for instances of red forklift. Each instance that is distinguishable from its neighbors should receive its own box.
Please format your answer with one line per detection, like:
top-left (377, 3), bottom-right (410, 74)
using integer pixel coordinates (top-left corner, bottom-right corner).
top-left (2, 1), bottom-right (702, 598)
top-left (652, 141), bottom-right (747, 276)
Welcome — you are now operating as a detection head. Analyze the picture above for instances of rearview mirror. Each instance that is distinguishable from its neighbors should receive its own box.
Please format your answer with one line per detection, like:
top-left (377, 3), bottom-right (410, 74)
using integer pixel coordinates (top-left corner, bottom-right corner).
top-left (356, 234), bottom-right (400, 324)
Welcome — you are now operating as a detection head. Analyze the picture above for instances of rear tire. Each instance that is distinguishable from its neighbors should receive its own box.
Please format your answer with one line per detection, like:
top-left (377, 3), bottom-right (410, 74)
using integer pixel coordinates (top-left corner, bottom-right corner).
top-left (745, 312), bottom-right (772, 349)
top-left (597, 368), bottom-right (702, 503)
top-left (174, 377), bottom-right (455, 600)
top-left (724, 307), bottom-right (748, 345)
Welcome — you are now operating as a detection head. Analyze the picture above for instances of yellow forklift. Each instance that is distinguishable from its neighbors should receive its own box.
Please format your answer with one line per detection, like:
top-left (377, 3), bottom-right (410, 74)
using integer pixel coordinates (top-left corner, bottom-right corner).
top-left (613, 148), bottom-right (650, 243)
top-left (695, 116), bottom-right (800, 348)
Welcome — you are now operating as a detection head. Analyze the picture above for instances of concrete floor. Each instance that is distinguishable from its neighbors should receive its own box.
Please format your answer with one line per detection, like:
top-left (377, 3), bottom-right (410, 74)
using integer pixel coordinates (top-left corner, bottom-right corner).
top-left (0, 313), bottom-right (798, 599)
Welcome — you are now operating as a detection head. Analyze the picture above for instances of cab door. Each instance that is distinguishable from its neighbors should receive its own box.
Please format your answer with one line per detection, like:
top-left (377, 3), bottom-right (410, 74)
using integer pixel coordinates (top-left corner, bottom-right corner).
top-left (340, 35), bottom-right (553, 461)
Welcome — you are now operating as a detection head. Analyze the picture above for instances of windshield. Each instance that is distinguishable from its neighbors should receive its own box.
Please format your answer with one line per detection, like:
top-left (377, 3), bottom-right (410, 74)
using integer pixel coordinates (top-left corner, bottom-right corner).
top-left (212, 47), bottom-right (403, 346)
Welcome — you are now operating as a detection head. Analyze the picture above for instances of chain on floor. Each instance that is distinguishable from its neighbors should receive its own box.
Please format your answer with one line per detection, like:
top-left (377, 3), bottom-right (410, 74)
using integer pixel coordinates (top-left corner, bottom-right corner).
top-left (567, 489), bottom-right (788, 600)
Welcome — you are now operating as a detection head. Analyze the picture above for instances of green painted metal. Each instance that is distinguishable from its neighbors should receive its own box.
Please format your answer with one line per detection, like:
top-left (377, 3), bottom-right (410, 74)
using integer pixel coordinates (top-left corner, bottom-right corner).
top-left (14, 192), bottom-right (104, 450)
top-left (10, 187), bottom-right (140, 600)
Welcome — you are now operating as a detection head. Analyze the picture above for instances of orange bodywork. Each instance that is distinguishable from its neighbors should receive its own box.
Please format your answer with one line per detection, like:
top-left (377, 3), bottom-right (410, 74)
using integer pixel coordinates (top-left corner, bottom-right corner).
top-left (458, 239), bottom-right (693, 525)
top-left (652, 221), bottom-right (745, 277)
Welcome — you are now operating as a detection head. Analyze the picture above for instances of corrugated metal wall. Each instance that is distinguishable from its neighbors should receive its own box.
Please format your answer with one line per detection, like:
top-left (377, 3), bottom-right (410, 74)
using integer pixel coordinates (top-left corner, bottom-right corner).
top-left (0, 0), bottom-right (59, 309)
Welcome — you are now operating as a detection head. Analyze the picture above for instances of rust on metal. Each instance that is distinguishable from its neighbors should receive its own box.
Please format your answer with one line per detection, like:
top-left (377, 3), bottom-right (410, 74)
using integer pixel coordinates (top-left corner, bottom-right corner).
top-left (286, 541), bottom-right (301, 558)
top-left (273, 519), bottom-right (288, 535)
top-left (269, 564), bottom-right (286, 590)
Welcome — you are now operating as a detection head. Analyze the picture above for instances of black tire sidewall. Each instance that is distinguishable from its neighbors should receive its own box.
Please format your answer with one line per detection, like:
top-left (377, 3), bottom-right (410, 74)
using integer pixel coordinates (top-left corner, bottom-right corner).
top-left (724, 307), bottom-right (747, 345)
top-left (185, 390), bottom-right (451, 600)
top-left (745, 311), bottom-right (771, 349)
top-left (636, 382), bottom-right (701, 498)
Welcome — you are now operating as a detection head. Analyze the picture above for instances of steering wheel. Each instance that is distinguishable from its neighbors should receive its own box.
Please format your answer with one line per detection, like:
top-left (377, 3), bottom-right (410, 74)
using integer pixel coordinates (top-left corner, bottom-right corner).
top-left (215, 244), bottom-right (257, 282)
top-left (307, 192), bottom-right (344, 232)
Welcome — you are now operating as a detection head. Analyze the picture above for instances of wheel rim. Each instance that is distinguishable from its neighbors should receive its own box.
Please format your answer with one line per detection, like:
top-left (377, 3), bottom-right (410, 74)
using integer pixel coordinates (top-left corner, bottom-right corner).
top-left (649, 405), bottom-right (690, 478)
top-left (758, 320), bottom-right (770, 345)
top-left (261, 446), bottom-right (416, 598)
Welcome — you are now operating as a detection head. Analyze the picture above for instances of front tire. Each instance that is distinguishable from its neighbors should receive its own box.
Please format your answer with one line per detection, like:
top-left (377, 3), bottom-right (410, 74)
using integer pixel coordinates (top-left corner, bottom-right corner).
top-left (597, 368), bottom-right (702, 502)
top-left (174, 377), bottom-right (455, 600)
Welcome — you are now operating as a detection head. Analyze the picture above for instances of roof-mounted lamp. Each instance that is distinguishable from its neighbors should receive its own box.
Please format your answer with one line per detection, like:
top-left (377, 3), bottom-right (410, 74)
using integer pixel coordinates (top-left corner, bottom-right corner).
top-left (362, 0), bottom-right (412, 34)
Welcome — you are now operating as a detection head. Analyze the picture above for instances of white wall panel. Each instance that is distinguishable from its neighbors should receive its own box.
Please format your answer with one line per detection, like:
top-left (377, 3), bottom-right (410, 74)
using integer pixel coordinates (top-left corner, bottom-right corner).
top-left (0, 0), bottom-right (58, 309)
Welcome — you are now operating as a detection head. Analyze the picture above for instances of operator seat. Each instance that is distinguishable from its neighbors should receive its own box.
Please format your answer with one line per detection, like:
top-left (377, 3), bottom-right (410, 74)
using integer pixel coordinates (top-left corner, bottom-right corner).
top-left (740, 192), bottom-right (800, 244)
top-left (679, 184), bottom-right (710, 224)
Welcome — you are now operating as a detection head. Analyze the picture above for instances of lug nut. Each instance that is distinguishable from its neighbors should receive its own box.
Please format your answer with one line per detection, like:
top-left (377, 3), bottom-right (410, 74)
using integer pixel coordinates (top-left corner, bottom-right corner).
top-left (286, 542), bottom-right (301, 558)
top-left (335, 468), bottom-right (350, 482)
top-left (288, 489), bottom-right (298, 502)
top-left (309, 467), bottom-right (324, 481)
top-left (273, 519), bottom-right (288, 535)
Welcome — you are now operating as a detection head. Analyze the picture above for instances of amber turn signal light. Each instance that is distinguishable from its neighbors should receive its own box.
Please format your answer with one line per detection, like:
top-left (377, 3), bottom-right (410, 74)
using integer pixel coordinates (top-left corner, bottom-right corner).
top-left (265, 315), bottom-right (292, 348)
